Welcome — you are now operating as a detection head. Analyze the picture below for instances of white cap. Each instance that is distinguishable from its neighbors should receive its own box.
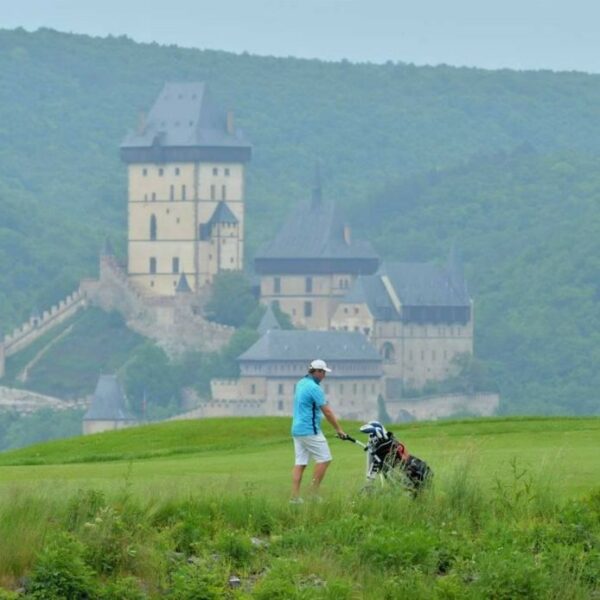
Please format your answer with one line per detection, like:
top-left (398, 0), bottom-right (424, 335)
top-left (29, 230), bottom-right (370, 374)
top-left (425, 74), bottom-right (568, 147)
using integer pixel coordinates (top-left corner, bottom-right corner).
top-left (309, 359), bottom-right (331, 372)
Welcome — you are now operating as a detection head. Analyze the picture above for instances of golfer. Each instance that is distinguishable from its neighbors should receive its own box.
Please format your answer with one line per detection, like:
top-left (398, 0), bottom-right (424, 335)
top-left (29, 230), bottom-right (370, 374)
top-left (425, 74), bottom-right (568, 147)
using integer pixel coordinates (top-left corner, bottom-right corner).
top-left (290, 359), bottom-right (347, 503)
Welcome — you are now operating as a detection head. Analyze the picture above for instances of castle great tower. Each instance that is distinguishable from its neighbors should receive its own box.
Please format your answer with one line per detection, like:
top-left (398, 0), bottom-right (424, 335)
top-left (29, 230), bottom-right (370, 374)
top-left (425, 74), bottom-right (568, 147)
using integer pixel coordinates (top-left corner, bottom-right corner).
top-left (120, 83), bottom-right (251, 296)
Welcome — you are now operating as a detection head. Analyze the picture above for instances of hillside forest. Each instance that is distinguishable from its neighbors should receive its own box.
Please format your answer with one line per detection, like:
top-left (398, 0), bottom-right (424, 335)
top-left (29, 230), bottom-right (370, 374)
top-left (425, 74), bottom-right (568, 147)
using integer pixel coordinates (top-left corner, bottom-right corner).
top-left (0, 27), bottom-right (599, 427)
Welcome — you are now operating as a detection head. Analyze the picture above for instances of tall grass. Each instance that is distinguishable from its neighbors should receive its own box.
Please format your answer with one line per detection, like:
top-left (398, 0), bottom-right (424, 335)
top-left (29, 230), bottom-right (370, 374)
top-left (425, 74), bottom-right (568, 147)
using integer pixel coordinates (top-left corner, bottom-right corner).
top-left (0, 465), bottom-right (598, 599)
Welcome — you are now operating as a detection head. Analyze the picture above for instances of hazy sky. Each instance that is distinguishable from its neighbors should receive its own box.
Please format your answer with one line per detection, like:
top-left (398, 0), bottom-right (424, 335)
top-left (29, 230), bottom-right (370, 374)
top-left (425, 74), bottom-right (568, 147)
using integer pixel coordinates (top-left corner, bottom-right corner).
top-left (2, 0), bottom-right (599, 73)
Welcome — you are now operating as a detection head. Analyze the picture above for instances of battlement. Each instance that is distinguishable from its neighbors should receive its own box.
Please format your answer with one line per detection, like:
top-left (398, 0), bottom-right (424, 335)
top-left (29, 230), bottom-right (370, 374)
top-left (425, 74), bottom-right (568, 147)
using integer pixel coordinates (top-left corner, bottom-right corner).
top-left (2, 289), bottom-right (86, 359)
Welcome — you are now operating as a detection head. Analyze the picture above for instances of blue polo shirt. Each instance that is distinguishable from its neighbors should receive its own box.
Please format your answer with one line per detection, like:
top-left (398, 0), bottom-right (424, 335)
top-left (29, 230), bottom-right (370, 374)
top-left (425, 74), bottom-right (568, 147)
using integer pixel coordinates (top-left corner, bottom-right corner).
top-left (291, 375), bottom-right (328, 436)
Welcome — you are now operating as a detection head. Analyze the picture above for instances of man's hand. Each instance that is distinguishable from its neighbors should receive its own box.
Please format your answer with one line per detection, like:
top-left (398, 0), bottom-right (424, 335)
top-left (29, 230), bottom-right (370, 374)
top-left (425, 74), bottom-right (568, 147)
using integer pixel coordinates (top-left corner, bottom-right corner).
top-left (336, 431), bottom-right (349, 440)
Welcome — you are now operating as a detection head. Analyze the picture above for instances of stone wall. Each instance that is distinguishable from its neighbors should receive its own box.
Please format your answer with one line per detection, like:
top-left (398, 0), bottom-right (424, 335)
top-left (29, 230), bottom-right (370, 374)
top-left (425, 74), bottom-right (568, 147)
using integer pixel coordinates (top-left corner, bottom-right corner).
top-left (0, 289), bottom-right (87, 381)
top-left (83, 255), bottom-right (233, 356)
top-left (0, 386), bottom-right (86, 415)
top-left (385, 393), bottom-right (500, 422)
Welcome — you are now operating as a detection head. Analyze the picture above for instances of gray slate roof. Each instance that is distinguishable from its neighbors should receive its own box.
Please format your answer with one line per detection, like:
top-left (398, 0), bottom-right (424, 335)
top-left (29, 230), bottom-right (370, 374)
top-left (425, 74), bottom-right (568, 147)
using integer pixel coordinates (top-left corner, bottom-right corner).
top-left (83, 375), bottom-right (136, 422)
top-left (341, 258), bottom-right (470, 318)
top-left (255, 198), bottom-right (378, 261)
top-left (176, 273), bottom-right (192, 293)
top-left (257, 304), bottom-right (281, 335)
top-left (121, 82), bottom-right (250, 150)
top-left (208, 201), bottom-right (238, 226)
top-left (238, 330), bottom-right (380, 362)
top-left (382, 262), bottom-right (470, 307)
top-left (342, 275), bottom-right (398, 320)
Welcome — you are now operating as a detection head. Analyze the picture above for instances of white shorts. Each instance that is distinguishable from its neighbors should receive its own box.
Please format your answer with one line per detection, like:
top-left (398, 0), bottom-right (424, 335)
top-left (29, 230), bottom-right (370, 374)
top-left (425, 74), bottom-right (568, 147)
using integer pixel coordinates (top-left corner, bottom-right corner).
top-left (293, 433), bottom-right (332, 465)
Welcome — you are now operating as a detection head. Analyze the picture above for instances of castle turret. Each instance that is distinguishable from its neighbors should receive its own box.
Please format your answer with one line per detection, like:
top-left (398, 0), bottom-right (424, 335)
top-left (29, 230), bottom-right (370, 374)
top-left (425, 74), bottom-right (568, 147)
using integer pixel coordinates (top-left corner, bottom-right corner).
top-left (120, 82), bottom-right (251, 297)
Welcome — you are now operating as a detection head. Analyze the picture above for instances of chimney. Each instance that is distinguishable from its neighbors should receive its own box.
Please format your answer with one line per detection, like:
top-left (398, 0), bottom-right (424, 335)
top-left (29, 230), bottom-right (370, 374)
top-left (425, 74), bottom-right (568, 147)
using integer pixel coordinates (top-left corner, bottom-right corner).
top-left (343, 224), bottom-right (352, 246)
top-left (137, 111), bottom-right (147, 135)
top-left (226, 111), bottom-right (235, 135)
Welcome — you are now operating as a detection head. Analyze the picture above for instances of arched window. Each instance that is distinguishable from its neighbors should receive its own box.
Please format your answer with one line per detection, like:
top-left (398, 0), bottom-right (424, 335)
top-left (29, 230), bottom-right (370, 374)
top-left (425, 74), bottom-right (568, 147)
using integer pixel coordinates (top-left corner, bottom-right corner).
top-left (150, 215), bottom-right (157, 240)
top-left (381, 342), bottom-right (395, 363)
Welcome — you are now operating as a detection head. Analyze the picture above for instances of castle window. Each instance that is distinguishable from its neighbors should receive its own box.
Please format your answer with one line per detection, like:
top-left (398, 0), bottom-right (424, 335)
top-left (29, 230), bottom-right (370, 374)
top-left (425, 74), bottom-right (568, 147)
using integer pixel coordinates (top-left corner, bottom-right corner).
top-left (169, 185), bottom-right (174, 201)
top-left (278, 384), bottom-right (284, 395)
top-left (274, 277), bottom-right (281, 293)
top-left (382, 342), bottom-right (395, 363)
top-left (149, 257), bottom-right (157, 274)
top-left (213, 167), bottom-right (218, 176)
top-left (144, 194), bottom-right (148, 201)
top-left (151, 192), bottom-right (156, 202)
top-left (150, 215), bottom-right (157, 240)
top-left (251, 384), bottom-right (256, 394)
top-left (181, 185), bottom-right (186, 200)
top-left (176, 218), bottom-right (180, 224)
top-left (364, 327), bottom-right (370, 336)
top-left (150, 280), bottom-right (154, 287)
top-left (277, 400), bottom-right (284, 411)
top-left (225, 168), bottom-right (230, 176)
top-left (354, 307), bottom-right (359, 315)
top-left (172, 257), bottom-right (179, 274)
top-left (339, 383), bottom-right (344, 393)
top-left (305, 277), bottom-right (312, 293)
top-left (230, 258), bottom-right (234, 263)
top-left (210, 185), bottom-right (216, 200)
top-left (142, 168), bottom-right (147, 176)
top-left (158, 168), bottom-right (164, 176)
top-left (421, 350), bottom-right (425, 361)
top-left (304, 301), bottom-right (312, 317)
top-left (222, 185), bottom-right (226, 200)
top-left (175, 167), bottom-right (180, 176)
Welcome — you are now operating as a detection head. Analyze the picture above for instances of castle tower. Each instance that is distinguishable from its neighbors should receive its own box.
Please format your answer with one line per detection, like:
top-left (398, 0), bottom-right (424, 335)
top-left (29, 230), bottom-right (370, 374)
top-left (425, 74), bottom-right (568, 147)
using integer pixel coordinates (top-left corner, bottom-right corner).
top-left (120, 83), bottom-right (251, 296)
top-left (254, 163), bottom-right (379, 330)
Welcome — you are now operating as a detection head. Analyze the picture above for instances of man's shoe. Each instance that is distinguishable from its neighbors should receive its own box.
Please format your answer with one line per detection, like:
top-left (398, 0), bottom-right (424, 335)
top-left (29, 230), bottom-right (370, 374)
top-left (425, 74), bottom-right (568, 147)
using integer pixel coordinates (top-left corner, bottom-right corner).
top-left (289, 497), bottom-right (304, 505)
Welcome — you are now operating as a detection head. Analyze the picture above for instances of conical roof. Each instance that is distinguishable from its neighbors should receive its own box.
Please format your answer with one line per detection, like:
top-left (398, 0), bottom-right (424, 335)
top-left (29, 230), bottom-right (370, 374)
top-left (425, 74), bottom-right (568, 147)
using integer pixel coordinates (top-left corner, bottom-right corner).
top-left (176, 272), bottom-right (192, 293)
top-left (257, 304), bottom-right (281, 335)
top-left (83, 375), bottom-right (136, 422)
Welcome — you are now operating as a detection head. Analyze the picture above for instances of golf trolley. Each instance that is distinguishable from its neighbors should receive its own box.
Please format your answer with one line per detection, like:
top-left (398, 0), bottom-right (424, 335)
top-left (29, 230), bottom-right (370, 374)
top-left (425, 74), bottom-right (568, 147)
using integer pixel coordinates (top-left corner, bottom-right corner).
top-left (341, 421), bottom-right (432, 495)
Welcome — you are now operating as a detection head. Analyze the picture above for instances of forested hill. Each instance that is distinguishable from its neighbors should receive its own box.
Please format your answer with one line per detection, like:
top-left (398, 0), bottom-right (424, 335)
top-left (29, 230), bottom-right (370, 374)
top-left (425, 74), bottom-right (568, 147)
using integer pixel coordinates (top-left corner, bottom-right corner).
top-left (0, 27), bottom-right (599, 414)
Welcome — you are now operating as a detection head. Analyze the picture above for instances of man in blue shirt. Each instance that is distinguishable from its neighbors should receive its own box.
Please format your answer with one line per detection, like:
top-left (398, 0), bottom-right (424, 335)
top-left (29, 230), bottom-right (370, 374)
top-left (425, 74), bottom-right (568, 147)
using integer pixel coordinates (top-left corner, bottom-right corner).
top-left (290, 359), bottom-right (347, 503)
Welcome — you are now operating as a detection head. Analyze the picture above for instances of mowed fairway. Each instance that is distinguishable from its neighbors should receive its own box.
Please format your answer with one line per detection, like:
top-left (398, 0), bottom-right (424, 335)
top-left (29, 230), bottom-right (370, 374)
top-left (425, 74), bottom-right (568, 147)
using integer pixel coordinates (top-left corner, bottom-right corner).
top-left (0, 416), bottom-right (597, 500)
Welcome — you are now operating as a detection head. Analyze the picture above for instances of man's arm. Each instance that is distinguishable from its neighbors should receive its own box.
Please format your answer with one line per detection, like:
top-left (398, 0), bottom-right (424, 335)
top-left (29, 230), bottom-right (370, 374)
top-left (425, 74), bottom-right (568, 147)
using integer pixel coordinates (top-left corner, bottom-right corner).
top-left (321, 404), bottom-right (346, 438)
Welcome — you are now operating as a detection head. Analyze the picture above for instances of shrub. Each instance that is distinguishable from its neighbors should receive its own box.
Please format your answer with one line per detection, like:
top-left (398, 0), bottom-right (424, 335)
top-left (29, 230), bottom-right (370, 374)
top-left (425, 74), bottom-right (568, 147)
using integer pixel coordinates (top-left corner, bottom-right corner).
top-left (27, 532), bottom-right (98, 600)
top-left (165, 561), bottom-right (225, 600)
top-left (99, 576), bottom-right (148, 600)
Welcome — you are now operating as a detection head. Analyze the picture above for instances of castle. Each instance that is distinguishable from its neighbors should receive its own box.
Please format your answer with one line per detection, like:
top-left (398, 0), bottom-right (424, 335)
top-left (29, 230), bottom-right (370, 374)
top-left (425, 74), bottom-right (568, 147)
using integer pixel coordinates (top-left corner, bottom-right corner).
top-left (0, 82), bottom-right (499, 424)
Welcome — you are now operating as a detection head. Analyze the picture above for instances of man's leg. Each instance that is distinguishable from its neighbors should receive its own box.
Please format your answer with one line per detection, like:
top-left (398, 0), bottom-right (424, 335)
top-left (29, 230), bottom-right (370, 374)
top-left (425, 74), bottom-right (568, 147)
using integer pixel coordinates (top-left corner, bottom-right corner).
top-left (310, 460), bottom-right (331, 493)
top-left (291, 464), bottom-right (306, 499)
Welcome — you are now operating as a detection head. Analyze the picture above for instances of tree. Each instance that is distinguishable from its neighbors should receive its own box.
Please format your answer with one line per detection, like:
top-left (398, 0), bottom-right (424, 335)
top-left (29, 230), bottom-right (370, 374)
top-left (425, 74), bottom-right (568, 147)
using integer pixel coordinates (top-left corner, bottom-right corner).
top-left (205, 272), bottom-right (258, 327)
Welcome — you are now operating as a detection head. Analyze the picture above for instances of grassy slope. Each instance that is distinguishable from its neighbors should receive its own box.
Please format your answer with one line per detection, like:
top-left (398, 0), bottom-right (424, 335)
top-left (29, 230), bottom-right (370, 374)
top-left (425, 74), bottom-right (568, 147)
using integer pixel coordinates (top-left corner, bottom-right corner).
top-left (0, 417), bottom-right (597, 499)
top-left (3, 307), bottom-right (146, 398)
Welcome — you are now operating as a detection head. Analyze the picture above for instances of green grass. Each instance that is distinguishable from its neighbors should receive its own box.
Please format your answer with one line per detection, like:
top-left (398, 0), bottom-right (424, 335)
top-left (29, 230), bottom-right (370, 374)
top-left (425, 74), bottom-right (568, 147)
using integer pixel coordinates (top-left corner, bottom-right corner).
top-left (0, 416), bottom-right (597, 499)
top-left (0, 417), bottom-right (598, 597)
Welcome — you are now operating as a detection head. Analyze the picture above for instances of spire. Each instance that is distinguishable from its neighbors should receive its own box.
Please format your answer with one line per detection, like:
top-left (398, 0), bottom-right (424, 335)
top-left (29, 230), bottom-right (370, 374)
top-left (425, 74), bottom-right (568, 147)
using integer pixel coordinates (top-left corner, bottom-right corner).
top-left (257, 303), bottom-right (282, 335)
top-left (176, 272), bottom-right (192, 293)
top-left (311, 160), bottom-right (322, 208)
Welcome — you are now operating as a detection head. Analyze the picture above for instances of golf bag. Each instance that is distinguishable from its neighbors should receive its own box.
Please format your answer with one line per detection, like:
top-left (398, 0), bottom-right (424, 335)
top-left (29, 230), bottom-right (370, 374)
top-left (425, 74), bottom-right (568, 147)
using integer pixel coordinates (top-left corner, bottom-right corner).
top-left (346, 421), bottom-right (433, 494)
